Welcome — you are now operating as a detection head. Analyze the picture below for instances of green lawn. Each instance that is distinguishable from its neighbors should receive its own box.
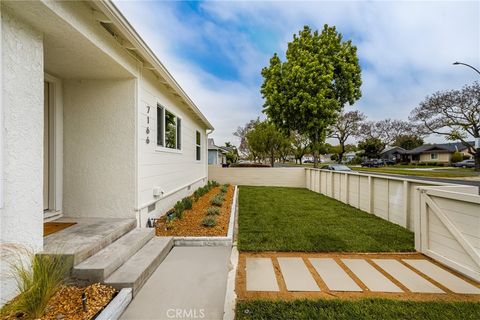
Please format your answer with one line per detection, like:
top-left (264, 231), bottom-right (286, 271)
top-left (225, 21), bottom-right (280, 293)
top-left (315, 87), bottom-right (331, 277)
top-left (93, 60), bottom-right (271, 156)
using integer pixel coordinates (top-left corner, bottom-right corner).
top-left (236, 299), bottom-right (480, 320)
top-left (351, 167), bottom-right (477, 178)
top-left (238, 186), bottom-right (414, 252)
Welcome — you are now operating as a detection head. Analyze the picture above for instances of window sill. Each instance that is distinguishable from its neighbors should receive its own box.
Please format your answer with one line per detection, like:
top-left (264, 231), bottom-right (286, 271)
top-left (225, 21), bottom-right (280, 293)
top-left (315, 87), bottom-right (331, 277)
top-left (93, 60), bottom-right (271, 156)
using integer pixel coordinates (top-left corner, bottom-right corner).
top-left (155, 146), bottom-right (183, 154)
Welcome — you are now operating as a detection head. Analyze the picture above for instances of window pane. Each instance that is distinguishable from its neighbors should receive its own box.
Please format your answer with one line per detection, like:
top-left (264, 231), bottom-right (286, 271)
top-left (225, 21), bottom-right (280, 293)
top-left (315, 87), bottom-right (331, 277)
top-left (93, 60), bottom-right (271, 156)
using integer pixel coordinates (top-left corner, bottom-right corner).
top-left (165, 110), bottom-right (176, 149)
top-left (196, 146), bottom-right (201, 161)
top-left (196, 131), bottom-right (201, 145)
top-left (157, 106), bottom-right (164, 147)
top-left (176, 118), bottom-right (182, 150)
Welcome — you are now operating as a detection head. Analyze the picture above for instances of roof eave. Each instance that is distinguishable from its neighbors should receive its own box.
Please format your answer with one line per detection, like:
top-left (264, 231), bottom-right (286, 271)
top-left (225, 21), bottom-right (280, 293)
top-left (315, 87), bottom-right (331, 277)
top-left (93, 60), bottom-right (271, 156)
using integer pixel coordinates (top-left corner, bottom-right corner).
top-left (93, 0), bottom-right (214, 130)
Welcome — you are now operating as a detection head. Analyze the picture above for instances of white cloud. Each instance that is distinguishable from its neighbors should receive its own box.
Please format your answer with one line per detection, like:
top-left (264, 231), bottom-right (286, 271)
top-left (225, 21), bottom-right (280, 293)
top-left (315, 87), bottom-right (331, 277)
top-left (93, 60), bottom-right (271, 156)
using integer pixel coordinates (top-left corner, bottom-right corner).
top-left (115, 0), bottom-right (479, 145)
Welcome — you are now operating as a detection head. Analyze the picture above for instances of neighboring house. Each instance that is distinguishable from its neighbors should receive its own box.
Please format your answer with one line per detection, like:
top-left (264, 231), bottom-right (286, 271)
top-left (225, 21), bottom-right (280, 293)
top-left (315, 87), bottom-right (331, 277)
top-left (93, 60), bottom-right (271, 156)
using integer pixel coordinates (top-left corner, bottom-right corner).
top-left (380, 146), bottom-right (408, 163)
top-left (208, 138), bottom-right (227, 166)
top-left (1, 0), bottom-right (213, 301)
top-left (406, 141), bottom-right (474, 164)
top-left (302, 154), bottom-right (314, 163)
top-left (343, 151), bottom-right (359, 163)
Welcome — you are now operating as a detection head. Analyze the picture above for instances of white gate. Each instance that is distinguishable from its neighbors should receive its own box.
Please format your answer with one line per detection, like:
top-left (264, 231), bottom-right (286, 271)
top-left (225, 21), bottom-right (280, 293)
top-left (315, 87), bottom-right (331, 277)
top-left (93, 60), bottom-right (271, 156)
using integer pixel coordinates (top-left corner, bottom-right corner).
top-left (417, 187), bottom-right (480, 282)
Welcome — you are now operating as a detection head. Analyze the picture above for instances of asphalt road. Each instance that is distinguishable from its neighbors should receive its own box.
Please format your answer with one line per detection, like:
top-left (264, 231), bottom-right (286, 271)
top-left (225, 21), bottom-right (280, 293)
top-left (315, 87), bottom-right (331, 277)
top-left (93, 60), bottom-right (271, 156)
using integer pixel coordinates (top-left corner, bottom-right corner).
top-left (355, 170), bottom-right (480, 189)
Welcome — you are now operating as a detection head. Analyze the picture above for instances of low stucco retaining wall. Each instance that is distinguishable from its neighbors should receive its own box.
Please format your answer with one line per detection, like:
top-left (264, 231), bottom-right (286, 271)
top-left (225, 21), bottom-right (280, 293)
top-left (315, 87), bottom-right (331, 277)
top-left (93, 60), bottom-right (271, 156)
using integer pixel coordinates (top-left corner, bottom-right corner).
top-left (208, 166), bottom-right (306, 188)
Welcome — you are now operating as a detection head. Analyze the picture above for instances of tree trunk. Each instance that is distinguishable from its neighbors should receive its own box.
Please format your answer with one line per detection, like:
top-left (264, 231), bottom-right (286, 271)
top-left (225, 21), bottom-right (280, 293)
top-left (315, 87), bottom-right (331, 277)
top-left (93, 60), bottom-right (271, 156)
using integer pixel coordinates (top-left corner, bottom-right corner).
top-left (313, 149), bottom-right (319, 168)
top-left (270, 150), bottom-right (275, 167)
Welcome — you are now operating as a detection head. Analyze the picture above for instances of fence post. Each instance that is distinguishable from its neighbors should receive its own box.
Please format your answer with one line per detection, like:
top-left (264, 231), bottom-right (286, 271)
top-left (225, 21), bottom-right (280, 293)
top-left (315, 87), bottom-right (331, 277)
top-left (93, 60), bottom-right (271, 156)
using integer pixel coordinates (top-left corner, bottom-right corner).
top-left (329, 171), bottom-right (334, 197)
top-left (345, 173), bottom-right (350, 204)
top-left (403, 181), bottom-right (409, 229)
top-left (416, 188), bottom-right (427, 252)
top-left (368, 176), bottom-right (373, 214)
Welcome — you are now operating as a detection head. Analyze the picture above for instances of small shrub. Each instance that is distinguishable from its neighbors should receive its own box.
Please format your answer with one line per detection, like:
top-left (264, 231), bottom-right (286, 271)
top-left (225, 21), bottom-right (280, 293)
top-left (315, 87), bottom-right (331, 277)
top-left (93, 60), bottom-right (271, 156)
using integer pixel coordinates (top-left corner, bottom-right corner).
top-left (219, 185), bottom-right (228, 193)
top-left (206, 207), bottom-right (220, 215)
top-left (0, 245), bottom-right (70, 319)
top-left (202, 216), bottom-right (217, 227)
top-left (208, 180), bottom-right (220, 188)
top-left (451, 152), bottom-right (463, 163)
top-left (182, 197), bottom-right (193, 210)
top-left (174, 201), bottom-right (185, 219)
top-left (211, 194), bottom-right (224, 206)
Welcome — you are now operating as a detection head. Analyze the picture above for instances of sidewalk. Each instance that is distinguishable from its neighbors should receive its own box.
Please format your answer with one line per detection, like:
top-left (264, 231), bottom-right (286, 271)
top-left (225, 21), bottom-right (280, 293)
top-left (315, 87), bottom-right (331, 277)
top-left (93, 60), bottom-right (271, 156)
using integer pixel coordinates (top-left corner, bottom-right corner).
top-left (121, 246), bottom-right (230, 320)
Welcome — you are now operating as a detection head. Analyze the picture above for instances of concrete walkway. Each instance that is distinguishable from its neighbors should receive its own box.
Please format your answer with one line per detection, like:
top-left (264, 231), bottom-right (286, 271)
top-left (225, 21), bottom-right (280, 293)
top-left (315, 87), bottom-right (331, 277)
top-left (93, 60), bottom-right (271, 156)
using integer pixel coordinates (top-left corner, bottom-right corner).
top-left (245, 255), bottom-right (480, 295)
top-left (121, 246), bottom-right (230, 320)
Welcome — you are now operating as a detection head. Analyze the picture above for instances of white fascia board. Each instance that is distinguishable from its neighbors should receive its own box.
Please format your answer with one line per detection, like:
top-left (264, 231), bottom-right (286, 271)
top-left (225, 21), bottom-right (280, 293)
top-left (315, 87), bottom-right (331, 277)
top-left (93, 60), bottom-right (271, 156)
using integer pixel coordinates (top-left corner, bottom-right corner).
top-left (93, 0), bottom-right (214, 130)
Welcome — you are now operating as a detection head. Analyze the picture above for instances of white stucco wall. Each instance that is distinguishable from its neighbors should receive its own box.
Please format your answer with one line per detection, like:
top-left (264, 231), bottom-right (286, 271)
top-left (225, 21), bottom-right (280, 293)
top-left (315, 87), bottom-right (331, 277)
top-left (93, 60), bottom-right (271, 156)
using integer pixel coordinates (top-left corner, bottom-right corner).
top-left (63, 79), bottom-right (136, 219)
top-left (137, 70), bottom-right (208, 226)
top-left (0, 6), bottom-right (44, 306)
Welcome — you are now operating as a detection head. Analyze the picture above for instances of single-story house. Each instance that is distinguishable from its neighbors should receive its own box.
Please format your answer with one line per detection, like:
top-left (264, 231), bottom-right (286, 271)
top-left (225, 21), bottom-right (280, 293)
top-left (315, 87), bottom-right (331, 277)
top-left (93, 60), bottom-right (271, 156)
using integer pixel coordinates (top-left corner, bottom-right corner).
top-left (208, 138), bottom-right (227, 166)
top-left (406, 141), bottom-right (473, 163)
top-left (380, 142), bottom-right (474, 164)
top-left (1, 0), bottom-right (213, 304)
top-left (380, 146), bottom-right (408, 162)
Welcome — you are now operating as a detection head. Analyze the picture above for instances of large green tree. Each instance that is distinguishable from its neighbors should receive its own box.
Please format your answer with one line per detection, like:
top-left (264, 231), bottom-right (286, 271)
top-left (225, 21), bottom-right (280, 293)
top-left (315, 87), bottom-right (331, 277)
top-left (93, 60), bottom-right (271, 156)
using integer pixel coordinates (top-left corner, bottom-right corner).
top-left (246, 121), bottom-right (288, 167)
top-left (261, 25), bottom-right (362, 167)
top-left (393, 134), bottom-right (424, 150)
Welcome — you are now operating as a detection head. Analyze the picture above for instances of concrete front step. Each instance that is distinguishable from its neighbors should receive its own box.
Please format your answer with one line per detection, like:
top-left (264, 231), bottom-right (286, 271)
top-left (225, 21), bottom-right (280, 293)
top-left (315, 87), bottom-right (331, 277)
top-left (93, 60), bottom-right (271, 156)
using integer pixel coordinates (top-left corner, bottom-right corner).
top-left (43, 218), bottom-right (137, 266)
top-left (72, 228), bottom-right (155, 282)
top-left (105, 237), bottom-right (174, 296)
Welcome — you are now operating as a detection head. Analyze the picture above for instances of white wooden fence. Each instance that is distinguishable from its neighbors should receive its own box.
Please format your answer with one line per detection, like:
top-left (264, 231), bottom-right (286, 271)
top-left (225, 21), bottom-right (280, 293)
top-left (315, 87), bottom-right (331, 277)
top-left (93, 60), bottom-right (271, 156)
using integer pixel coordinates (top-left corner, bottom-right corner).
top-left (209, 165), bottom-right (480, 281)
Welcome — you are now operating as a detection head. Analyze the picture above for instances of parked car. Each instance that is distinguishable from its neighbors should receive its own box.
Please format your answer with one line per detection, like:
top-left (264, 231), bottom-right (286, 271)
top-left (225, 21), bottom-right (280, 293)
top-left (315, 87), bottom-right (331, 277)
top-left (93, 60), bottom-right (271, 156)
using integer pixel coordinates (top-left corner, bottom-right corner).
top-left (453, 159), bottom-right (475, 168)
top-left (361, 159), bottom-right (385, 167)
top-left (384, 159), bottom-right (396, 166)
top-left (304, 160), bottom-right (314, 163)
top-left (321, 164), bottom-right (352, 172)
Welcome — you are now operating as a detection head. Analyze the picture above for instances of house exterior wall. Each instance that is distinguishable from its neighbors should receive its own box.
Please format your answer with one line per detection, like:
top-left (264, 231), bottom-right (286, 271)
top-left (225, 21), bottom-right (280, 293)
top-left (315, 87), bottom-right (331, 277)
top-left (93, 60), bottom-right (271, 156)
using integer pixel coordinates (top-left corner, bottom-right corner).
top-left (0, 6), bottom-right (44, 305)
top-left (136, 70), bottom-right (208, 226)
top-left (419, 152), bottom-right (451, 163)
top-left (208, 150), bottom-right (218, 165)
top-left (63, 79), bottom-right (136, 219)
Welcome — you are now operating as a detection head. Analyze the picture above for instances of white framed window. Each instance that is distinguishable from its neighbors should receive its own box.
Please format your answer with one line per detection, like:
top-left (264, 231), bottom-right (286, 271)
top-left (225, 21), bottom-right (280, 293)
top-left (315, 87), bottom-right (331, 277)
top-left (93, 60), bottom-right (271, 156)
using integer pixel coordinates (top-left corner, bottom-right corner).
top-left (196, 131), bottom-right (201, 161)
top-left (430, 153), bottom-right (438, 160)
top-left (157, 104), bottom-right (181, 151)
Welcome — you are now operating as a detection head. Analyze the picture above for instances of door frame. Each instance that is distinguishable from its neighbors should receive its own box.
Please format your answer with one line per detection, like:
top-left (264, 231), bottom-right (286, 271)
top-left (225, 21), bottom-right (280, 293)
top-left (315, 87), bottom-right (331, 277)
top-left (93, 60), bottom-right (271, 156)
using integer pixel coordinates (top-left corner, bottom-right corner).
top-left (44, 73), bottom-right (63, 215)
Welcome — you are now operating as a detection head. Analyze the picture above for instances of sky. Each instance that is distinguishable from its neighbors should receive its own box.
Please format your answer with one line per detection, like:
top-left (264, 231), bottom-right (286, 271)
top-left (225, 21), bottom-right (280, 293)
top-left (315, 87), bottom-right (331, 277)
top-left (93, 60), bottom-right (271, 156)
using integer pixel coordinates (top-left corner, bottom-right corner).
top-left (114, 0), bottom-right (480, 146)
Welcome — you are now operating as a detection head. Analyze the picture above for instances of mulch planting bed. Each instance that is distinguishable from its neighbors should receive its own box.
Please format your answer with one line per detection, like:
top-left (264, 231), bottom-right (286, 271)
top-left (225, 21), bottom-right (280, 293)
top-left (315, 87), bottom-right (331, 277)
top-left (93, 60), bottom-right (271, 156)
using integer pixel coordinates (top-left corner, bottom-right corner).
top-left (156, 185), bottom-right (234, 237)
top-left (1, 283), bottom-right (116, 320)
top-left (236, 252), bottom-right (480, 302)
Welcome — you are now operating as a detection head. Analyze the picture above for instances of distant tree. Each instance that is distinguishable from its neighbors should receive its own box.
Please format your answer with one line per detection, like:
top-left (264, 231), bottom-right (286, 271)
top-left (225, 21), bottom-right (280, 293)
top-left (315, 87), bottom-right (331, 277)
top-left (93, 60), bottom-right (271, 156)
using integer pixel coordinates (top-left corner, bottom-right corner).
top-left (261, 25), bottom-right (362, 168)
top-left (358, 138), bottom-right (384, 159)
top-left (226, 150), bottom-right (238, 165)
top-left (410, 81), bottom-right (480, 171)
top-left (329, 110), bottom-right (366, 163)
top-left (233, 119), bottom-right (260, 157)
top-left (359, 119), bottom-right (419, 151)
top-left (246, 121), bottom-right (287, 167)
top-left (393, 134), bottom-right (424, 150)
top-left (225, 142), bottom-right (233, 148)
top-left (291, 132), bottom-right (310, 164)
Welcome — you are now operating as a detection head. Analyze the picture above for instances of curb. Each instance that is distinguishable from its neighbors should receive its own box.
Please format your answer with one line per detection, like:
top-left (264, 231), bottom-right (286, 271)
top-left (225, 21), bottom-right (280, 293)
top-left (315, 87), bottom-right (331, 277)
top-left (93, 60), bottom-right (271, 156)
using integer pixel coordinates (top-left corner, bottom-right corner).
top-left (173, 186), bottom-right (238, 247)
top-left (96, 287), bottom-right (132, 320)
top-left (223, 244), bottom-right (239, 320)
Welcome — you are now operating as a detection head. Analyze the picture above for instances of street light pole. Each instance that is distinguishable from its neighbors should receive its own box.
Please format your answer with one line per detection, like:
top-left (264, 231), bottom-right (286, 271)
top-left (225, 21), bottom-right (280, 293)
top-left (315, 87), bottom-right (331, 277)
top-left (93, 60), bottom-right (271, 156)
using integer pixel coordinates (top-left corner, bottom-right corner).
top-left (453, 61), bottom-right (480, 76)
top-left (452, 61), bottom-right (480, 171)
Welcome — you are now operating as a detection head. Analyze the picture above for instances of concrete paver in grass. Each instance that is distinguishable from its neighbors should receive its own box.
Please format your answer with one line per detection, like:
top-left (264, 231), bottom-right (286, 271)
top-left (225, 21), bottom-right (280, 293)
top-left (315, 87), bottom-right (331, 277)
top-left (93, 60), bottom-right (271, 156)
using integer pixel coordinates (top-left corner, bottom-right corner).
top-left (277, 258), bottom-right (320, 292)
top-left (342, 259), bottom-right (403, 293)
top-left (373, 259), bottom-right (444, 293)
top-left (246, 258), bottom-right (279, 292)
top-left (309, 258), bottom-right (362, 292)
top-left (403, 259), bottom-right (480, 294)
